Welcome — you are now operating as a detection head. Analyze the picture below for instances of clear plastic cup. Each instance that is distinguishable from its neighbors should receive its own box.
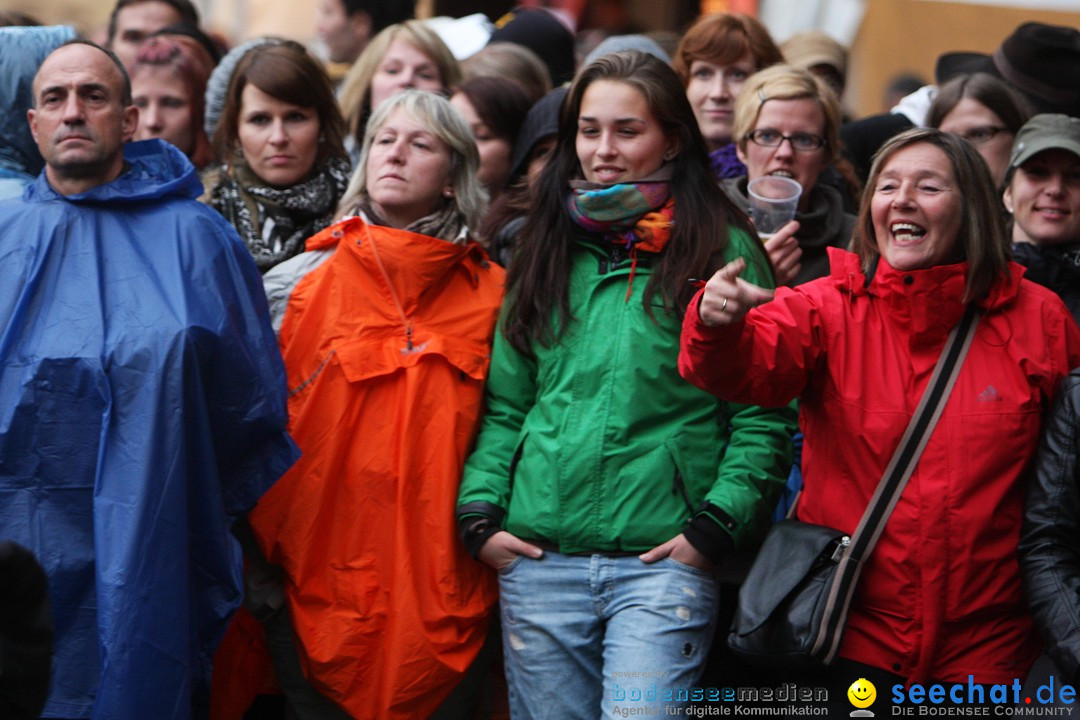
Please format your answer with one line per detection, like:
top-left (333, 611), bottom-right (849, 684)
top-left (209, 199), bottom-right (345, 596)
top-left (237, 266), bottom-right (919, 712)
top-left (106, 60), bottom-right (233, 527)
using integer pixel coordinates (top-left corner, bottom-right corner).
top-left (747, 176), bottom-right (803, 239)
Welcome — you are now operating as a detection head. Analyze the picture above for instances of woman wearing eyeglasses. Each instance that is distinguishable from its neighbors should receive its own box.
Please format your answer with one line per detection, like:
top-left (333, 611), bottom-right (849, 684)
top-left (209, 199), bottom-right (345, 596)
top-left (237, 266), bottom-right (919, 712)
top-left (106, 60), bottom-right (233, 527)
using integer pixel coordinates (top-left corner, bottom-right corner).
top-left (722, 65), bottom-right (855, 286)
top-left (926, 73), bottom-right (1031, 190)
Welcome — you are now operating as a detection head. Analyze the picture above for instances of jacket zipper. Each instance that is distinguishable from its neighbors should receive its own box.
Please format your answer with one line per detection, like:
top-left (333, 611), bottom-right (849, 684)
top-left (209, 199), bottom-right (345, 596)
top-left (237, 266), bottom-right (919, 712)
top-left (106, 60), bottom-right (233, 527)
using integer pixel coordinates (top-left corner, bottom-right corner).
top-left (597, 244), bottom-right (627, 275)
top-left (508, 434), bottom-right (527, 495)
top-left (365, 223), bottom-right (415, 352)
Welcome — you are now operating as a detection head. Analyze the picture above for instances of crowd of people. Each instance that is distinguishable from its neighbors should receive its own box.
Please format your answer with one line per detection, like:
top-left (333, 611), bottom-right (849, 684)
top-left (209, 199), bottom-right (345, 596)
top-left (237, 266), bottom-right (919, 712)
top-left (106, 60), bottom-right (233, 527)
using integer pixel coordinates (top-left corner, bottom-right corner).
top-left (2, 2), bottom-right (1080, 719)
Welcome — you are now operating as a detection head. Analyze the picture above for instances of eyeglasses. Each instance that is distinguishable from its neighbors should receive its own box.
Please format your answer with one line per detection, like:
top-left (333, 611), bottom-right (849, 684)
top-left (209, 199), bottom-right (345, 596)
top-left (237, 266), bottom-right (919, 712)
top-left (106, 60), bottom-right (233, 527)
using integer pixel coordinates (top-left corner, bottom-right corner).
top-left (955, 126), bottom-right (1009, 145)
top-left (747, 129), bottom-right (826, 152)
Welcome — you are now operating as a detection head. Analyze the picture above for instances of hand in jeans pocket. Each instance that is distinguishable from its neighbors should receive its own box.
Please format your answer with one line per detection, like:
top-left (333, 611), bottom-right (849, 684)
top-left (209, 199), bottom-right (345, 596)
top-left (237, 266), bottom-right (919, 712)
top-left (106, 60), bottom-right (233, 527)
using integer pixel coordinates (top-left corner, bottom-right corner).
top-left (479, 530), bottom-right (544, 571)
top-left (638, 532), bottom-right (715, 571)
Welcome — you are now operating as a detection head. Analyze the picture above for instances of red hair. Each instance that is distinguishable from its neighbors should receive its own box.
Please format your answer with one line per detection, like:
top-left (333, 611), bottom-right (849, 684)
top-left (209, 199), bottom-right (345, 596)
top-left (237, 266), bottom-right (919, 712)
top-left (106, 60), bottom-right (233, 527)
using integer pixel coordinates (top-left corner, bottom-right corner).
top-left (673, 13), bottom-right (784, 86)
top-left (133, 35), bottom-right (214, 169)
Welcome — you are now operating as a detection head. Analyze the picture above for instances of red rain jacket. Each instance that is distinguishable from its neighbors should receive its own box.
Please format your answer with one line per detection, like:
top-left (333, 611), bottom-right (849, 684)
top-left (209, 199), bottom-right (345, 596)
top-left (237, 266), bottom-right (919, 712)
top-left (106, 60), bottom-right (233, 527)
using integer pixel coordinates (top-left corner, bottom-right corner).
top-left (680, 248), bottom-right (1080, 683)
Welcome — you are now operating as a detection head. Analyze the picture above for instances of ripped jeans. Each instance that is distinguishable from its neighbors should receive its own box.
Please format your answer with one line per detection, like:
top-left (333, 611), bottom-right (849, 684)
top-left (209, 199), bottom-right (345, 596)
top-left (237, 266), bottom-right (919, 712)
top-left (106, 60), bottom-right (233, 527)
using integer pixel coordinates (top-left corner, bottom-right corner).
top-left (497, 551), bottom-right (719, 720)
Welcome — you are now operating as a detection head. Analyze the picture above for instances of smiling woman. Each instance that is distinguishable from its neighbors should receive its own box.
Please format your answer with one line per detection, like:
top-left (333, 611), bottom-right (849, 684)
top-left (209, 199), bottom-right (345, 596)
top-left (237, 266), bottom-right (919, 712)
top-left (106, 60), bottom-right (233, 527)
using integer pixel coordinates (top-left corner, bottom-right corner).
top-left (673, 13), bottom-right (783, 179)
top-left (338, 20), bottom-right (461, 166)
top-left (202, 41), bottom-right (349, 273)
top-left (456, 51), bottom-right (796, 719)
top-left (869, 142), bottom-right (963, 271)
top-left (1004, 114), bottom-right (1080, 324)
top-left (680, 127), bottom-right (1080, 702)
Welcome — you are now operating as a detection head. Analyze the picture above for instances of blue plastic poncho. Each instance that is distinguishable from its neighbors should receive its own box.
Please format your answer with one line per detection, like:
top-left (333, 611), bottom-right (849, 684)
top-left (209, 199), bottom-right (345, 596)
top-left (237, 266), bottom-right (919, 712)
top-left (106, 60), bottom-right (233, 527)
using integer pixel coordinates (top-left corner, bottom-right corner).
top-left (0, 139), bottom-right (298, 719)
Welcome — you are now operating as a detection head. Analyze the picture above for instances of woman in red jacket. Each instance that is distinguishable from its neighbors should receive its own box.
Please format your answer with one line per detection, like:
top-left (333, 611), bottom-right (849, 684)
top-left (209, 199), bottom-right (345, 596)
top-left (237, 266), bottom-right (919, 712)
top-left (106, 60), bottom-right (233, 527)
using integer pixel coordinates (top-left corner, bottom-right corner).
top-left (680, 128), bottom-right (1080, 705)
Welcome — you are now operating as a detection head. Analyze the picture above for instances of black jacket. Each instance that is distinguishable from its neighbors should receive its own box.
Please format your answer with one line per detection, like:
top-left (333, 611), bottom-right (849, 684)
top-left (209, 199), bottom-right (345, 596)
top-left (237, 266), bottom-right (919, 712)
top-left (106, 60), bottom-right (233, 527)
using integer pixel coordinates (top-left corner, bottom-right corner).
top-left (0, 541), bottom-right (52, 720)
top-left (1020, 369), bottom-right (1080, 683)
top-left (1012, 242), bottom-right (1080, 326)
top-left (722, 177), bottom-right (856, 286)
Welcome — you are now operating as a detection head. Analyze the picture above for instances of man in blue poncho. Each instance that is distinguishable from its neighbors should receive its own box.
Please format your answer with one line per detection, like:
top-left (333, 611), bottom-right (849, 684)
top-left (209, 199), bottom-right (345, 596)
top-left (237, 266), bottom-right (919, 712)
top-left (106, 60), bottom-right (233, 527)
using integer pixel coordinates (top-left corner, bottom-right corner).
top-left (0, 40), bottom-right (298, 719)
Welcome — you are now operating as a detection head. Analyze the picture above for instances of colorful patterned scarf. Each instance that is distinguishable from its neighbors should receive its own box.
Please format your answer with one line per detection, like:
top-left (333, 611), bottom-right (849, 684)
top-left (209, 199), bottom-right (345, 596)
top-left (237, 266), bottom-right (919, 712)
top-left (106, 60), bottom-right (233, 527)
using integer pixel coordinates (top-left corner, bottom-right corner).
top-left (566, 181), bottom-right (674, 251)
top-left (565, 180), bottom-right (675, 300)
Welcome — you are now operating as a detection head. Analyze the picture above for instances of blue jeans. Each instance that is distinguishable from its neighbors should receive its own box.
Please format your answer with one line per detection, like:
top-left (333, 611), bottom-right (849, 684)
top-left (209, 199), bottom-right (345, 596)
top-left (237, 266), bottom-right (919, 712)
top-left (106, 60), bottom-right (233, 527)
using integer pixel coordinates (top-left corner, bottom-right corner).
top-left (498, 551), bottom-right (719, 719)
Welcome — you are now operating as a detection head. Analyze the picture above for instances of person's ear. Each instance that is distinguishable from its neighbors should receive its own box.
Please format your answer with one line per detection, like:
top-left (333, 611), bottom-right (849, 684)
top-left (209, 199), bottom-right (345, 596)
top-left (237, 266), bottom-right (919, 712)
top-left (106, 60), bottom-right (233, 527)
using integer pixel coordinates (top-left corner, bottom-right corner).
top-left (1002, 185), bottom-right (1013, 214)
top-left (735, 142), bottom-right (747, 165)
top-left (121, 104), bottom-right (138, 143)
top-left (350, 10), bottom-right (373, 41)
top-left (27, 108), bottom-right (38, 144)
top-left (663, 133), bottom-right (680, 162)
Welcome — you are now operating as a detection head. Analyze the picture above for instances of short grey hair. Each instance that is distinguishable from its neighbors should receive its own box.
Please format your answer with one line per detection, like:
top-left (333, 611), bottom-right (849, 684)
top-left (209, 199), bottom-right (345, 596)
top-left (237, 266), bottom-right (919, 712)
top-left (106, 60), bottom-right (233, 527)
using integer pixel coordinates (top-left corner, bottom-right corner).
top-left (339, 89), bottom-right (487, 233)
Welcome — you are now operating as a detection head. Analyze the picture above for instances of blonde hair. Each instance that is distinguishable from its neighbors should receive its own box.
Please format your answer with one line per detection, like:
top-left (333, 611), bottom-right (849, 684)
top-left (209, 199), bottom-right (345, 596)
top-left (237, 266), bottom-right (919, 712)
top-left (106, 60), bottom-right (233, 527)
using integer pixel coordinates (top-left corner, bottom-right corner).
top-left (732, 64), bottom-right (842, 166)
top-left (339, 20), bottom-right (462, 144)
top-left (337, 89), bottom-right (487, 233)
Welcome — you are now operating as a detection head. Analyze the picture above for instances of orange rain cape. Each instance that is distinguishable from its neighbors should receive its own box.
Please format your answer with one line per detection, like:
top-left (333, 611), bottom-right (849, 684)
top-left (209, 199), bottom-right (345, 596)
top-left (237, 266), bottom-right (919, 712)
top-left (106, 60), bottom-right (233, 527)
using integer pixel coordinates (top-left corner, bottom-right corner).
top-left (215, 218), bottom-right (503, 718)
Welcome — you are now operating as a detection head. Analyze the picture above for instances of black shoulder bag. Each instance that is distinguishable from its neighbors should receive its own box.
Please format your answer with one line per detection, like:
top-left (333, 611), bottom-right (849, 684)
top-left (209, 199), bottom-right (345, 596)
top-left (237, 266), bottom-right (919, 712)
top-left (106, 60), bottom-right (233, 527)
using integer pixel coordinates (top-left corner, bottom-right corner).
top-left (728, 304), bottom-right (980, 670)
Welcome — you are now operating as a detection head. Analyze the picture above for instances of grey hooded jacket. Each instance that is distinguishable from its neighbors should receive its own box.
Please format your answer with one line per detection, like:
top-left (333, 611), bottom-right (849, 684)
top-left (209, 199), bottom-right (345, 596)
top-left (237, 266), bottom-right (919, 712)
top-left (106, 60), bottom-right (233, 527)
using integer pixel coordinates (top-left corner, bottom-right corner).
top-left (0, 25), bottom-right (76, 200)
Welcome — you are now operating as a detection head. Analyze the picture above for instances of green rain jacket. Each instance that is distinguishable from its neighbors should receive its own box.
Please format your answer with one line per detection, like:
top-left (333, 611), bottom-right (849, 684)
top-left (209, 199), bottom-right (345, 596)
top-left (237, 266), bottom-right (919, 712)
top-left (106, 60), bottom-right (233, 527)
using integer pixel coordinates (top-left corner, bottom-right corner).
top-left (458, 228), bottom-right (797, 557)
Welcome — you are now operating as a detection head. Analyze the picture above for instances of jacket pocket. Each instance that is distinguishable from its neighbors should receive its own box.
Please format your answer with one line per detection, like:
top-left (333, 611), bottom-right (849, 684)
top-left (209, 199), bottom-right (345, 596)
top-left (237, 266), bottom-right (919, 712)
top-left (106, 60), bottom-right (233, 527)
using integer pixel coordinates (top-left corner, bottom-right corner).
top-left (288, 349), bottom-right (336, 397)
top-left (665, 434), bottom-right (712, 515)
top-left (612, 440), bottom-right (695, 547)
top-left (334, 332), bottom-right (492, 384)
top-left (672, 470), bottom-right (694, 516)
top-left (507, 432), bottom-right (527, 496)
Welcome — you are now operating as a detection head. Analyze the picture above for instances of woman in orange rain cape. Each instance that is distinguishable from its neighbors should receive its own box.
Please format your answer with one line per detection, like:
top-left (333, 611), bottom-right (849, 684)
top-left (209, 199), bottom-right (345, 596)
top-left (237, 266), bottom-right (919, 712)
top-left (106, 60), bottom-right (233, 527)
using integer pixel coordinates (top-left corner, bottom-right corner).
top-left (213, 89), bottom-right (502, 719)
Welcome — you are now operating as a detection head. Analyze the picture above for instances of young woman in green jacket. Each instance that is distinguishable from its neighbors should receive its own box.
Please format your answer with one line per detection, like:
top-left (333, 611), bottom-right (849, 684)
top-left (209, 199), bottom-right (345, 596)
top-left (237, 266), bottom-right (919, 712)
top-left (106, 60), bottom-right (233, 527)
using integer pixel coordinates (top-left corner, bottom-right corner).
top-left (457, 51), bottom-right (796, 719)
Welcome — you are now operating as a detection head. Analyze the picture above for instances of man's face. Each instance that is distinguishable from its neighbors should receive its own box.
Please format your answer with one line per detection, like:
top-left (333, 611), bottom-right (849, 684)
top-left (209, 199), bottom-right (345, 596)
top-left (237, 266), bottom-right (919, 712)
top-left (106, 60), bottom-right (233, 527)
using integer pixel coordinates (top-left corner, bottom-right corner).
top-left (315, 0), bottom-right (370, 64)
top-left (28, 44), bottom-right (138, 195)
top-left (109, 1), bottom-right (184, 71)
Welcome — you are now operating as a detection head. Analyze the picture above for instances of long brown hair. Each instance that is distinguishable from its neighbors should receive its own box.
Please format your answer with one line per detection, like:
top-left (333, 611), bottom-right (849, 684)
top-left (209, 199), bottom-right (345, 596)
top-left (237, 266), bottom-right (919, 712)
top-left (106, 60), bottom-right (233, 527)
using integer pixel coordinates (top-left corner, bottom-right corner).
top-left (503, 51), bottom-right (755, 355)
top-left (211, 42), bottom-right (346, 169)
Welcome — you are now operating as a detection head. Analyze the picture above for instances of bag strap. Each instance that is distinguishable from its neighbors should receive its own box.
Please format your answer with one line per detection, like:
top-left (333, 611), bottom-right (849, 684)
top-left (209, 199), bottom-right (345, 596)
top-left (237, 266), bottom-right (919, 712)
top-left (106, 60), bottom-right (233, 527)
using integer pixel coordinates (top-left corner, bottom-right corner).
top-left (812, 303), bottom-right (981, 663)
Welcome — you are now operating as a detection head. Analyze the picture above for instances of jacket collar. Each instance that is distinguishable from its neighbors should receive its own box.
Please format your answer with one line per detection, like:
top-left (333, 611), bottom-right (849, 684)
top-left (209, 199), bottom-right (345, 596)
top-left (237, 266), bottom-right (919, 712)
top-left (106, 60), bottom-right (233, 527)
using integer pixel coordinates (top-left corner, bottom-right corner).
top-left (309, 215), bottom-right (484, 314)
top-left (26, 139), bottom-right (202, 204)
top-left (828, 247), bottom-right (1023, 310)
top-left (827, 247), bottom-right (1024, 342)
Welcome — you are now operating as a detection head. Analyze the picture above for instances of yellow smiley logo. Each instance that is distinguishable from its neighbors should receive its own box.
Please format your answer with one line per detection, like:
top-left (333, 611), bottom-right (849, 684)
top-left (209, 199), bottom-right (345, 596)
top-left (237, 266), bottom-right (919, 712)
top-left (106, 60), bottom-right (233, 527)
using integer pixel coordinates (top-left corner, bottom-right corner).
top-left (847, 678), bottom-right (876, 709)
